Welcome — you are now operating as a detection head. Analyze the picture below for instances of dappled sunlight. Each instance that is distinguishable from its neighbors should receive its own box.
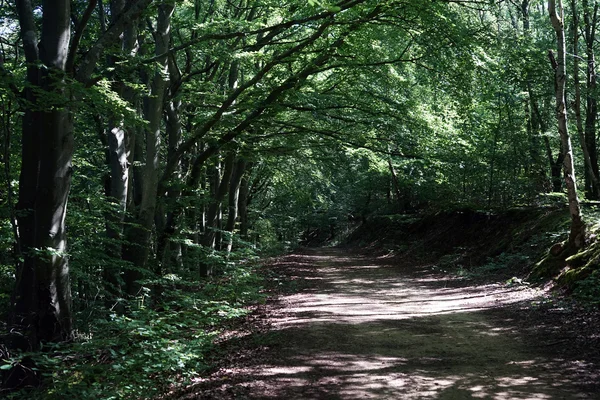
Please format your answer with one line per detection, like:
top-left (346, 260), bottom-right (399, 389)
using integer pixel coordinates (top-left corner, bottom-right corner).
top-left (272, 257), bottom-right (543, 327)
top-left (235, 349), bottom-right (583, 399)
top-left (187, 249), bottom-right (599, 399)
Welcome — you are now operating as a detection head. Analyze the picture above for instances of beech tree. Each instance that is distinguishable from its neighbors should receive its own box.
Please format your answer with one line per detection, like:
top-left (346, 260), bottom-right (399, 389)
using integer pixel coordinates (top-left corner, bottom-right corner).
top-left (11, 0), bottom-right (151, 348)
top-left (5, 0), bottom-right (600, 396)
top-left (2, 0), bottom-right (597, 358)
top-left (549, 0), bottom-right (585, 250)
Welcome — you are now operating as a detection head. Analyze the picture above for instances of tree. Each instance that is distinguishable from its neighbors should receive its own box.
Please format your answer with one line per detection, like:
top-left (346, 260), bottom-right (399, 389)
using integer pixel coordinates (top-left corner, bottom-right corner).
top-left (11, 0), bottom-right (151, 348)
top-left (582, 0), bottom-right (600, 199)
top-left (549, 0), bottom-right (585, 250)
top-left (571, 0), bottom-right (600, 200)
top-left (4, 0), bottom-right (593, 355)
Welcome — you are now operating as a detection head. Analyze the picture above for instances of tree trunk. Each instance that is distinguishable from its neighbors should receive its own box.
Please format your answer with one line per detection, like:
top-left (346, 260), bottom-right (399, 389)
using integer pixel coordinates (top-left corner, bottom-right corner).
top-left (10, 0), bottom-right (152, 345)
top-left (238, 163), bottom-right (253, 241)
top-left (123, 2), bottom-right (174, 294)
top-left (200, 153), bottom-right (235, 276)
top-left (527, 81), bottom-right (562, 192)
top-left (12, 0), bottom-right (73, 347)
top-left (225, 159), bottom-right (247, 253)
top-left (549, 0), bottom-right (586, 249)
top-left (571, 0), bottom-right (600, 200)
top-left (387, 159), bottom-right (403, 211)
top-left (583, 0), bottom-right (600, 199)
top-left (103, 0), bottom-right (140, 294)
top-left (520, 1), bottom-right (549, 190)
top-left (156, 96), bottom-right (183, 273)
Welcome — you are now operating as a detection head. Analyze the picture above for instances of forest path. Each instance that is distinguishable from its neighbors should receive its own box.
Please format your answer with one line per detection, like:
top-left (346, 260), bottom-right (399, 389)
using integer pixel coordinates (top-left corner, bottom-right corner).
top-left (182, 248), bottom-right (600, 399)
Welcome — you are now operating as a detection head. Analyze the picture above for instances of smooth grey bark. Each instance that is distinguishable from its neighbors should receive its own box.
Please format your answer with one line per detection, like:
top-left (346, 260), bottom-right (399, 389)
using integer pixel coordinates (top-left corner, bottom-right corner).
top-left (156, 91), bottom-right (184, 273)
top-left (12, 0), bottom-right (41, 345)
top-left (12, 0), bottom-right (73, 347)
top-left (103, 0), bottom-right (140, 294)
top-left (11, 0), bottom-right (155, 345)
top-left (549, 0), bottom-right (586, 249)
top-left (225, 158), bottom-right (247, 253)
top-left (123, 1), bottom-right (174, 294)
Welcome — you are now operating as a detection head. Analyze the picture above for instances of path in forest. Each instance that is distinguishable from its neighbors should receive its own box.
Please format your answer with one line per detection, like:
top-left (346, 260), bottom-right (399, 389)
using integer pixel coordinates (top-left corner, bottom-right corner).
top-left (182, 248), bottom-right (600, 399)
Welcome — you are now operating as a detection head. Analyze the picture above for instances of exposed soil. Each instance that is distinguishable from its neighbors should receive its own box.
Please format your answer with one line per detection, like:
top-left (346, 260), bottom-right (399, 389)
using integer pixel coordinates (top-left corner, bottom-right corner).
top-left (173, 247), bottom-right (600, 399)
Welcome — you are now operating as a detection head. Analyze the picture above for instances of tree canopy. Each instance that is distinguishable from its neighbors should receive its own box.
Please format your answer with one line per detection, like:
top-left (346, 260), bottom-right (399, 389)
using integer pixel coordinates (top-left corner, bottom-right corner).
top-left (1, 0), bottom-right (599, 397)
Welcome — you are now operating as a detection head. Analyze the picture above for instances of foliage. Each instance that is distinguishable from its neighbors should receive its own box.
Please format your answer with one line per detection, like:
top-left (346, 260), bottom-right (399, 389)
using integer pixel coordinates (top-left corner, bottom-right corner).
top-left (3, 0), bottom-right (600, 396)
top-left (2, 262), bottom-right (266, 400)
top-left (573, 269), bottom-right (600, 305)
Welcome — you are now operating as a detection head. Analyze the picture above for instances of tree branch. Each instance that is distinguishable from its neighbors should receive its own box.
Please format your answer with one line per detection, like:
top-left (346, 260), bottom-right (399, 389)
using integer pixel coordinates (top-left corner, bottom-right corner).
top-left (66, 0), bottom-right (98, 75)
top-left (75, 0), bottom-right (153, 84)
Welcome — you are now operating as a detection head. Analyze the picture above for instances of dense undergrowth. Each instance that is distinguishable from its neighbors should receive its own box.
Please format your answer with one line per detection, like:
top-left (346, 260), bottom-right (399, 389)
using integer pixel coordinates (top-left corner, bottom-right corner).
top-left (1, 260), bottom-right (268, 400)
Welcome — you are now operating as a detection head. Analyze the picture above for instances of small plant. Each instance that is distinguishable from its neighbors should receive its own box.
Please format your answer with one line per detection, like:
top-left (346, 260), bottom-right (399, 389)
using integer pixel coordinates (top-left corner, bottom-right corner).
top-left (573, 270), bottom-right (600, 306)
top-left (2, 263), bottom-right (267, 400)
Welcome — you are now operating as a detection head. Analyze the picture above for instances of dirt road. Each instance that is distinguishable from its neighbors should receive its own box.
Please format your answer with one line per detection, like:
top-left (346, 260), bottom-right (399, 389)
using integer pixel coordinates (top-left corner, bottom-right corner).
top-left (182, 248), bottom-right (600, 399)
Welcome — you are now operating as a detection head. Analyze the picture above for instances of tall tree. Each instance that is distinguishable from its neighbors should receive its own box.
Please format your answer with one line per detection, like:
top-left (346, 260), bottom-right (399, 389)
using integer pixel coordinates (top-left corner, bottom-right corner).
top-left (122, 1), bottom-right (175, 294)
top-left (12, 0), bottom-right (74, 346)
top-left (549, 0), bottom-right (585, 249)
top-left (583, 0), bottom-right (600, 199)
top-left (571, 0), bottom-right (600, 200)
top-left (11, 0), bottom-right (151, 347)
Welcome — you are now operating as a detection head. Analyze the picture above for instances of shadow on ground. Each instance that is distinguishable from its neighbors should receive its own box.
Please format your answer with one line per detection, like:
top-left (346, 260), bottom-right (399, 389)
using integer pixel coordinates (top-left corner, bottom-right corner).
top-left (175, 248), bottom-right (600, 399)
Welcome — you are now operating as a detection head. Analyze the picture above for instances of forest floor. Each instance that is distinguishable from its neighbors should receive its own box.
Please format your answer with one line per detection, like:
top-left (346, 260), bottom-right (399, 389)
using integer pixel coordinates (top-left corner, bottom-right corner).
top-left (171, 246), bottom-right (600, 399)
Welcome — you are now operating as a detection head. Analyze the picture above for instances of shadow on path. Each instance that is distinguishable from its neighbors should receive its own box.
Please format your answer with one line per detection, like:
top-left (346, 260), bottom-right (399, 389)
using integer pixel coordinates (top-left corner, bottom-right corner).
top-left (179, 248), bottom-right (600, 399)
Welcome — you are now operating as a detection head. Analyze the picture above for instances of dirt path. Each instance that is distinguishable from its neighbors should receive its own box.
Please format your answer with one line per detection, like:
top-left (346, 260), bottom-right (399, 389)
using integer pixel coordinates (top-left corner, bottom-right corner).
top-left (181, 248), bottom-right (600, 399)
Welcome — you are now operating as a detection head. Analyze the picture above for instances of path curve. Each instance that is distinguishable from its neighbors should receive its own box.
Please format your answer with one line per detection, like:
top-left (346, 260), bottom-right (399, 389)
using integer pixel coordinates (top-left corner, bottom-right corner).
top-left (184, 248), bottom-right (600, 399)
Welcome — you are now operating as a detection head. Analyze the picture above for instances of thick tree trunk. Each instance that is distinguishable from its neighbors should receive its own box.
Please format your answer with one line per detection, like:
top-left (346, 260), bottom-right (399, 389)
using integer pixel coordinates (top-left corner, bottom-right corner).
top-left (12, 0), bottom-right (41, 345)
top-left (549, 0), bottom-right (586, 249)
top-left (103, 0), bottom-right (140, 294)
top-left (12, 0), bottom-right (73, 347)
top-left (11, 0), bottom-right (153, 345)
top-left (156, 96), bottom-right (183, 273)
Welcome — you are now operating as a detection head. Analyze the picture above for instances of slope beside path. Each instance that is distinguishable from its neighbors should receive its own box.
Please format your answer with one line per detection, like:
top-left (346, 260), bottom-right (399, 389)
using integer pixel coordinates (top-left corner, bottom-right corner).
top-left (177, 247), bottom-right (600, 399)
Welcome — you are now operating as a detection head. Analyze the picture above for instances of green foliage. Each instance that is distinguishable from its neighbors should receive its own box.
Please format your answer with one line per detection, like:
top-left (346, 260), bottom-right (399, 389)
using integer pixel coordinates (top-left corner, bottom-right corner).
top-left (4, 0), bottom-right (600, 396)
top-left (467, 253), bottom-right (531, 280)
top-left (573, 270), bottom-right (600, 305)
top-left (5, 263), bottom-right (266, 400)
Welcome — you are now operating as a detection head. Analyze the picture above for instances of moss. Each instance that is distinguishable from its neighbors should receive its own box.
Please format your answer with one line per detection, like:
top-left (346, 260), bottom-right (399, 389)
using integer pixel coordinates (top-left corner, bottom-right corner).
top-left (529, 240), bottom-right (578, 280)
top-left (556, 266), bottom-right (593, 288)
top-left (565, 246), bottom-right (600, 269)
top-left (529, 253), bottom-right (567, 280)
